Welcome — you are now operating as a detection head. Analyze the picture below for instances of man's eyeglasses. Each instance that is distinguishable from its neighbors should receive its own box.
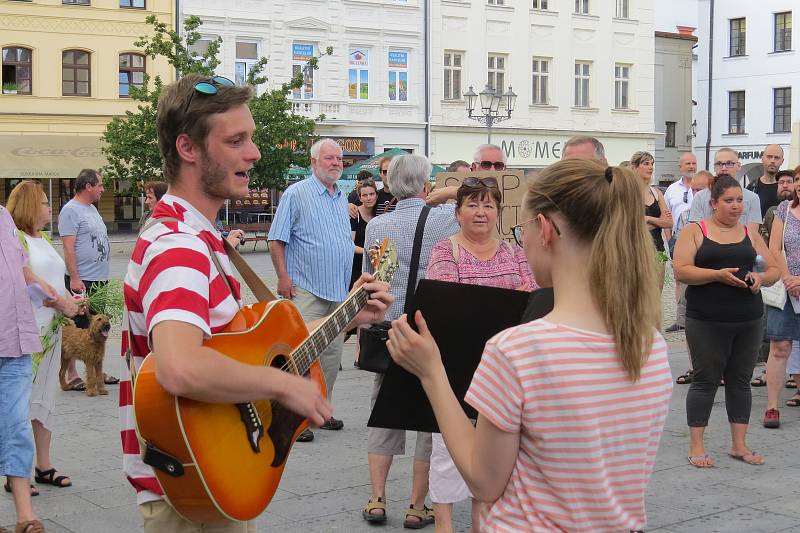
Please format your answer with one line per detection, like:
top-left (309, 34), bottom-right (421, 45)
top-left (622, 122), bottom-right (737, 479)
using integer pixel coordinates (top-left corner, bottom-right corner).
top-left (183, 76), bottom-right (235, 115)
top-left (511, 216), bottom-right (560, 246)
top-left (713, 161), bottom-right (738, 169)
top-left (477, 161), bottom-right (506, 171)
top-left (462, 177), bottom-right (499, 189)
top-left (778, 178), bottom-right (795, 186)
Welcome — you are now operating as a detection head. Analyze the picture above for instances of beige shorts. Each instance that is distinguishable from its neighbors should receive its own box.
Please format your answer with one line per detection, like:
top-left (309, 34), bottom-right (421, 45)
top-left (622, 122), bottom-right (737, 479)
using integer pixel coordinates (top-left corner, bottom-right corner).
top-left (367, 373), bottom-right (432, 461)
top-left (139, 500), bottom-right (256, 533)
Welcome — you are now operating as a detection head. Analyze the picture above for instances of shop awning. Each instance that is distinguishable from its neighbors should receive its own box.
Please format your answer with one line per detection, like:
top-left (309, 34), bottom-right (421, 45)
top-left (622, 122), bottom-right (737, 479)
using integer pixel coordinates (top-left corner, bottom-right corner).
top-left (0, 135), bottom-right (106, 180)
top-left (342, 148), bottom-right (446, 179)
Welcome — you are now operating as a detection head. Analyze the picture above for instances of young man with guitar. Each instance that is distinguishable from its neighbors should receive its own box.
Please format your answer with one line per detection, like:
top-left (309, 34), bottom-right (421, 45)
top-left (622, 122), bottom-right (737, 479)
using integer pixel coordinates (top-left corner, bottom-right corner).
top-left (119, 75), bottom-right (393, 532)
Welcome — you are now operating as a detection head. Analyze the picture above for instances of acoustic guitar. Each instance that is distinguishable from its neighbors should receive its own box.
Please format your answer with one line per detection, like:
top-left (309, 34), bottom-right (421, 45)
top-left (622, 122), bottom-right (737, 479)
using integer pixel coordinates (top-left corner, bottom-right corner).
top-left (133, 239), bottom-right (398, 523)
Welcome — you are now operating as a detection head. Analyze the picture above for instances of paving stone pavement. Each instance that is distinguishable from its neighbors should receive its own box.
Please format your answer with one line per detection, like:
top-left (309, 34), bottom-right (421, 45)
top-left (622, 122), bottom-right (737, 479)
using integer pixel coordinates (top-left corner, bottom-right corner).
top-left (3, 243), bottom-right (800, 532)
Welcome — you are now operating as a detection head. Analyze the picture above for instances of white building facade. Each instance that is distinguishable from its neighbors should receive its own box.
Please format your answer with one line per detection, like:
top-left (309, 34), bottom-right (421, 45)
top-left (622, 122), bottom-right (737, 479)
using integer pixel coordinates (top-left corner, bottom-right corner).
top-left (430, 0), bottom-right (658, 169)
top-left (695, 0), bottom-right (798, 178)
top-left (181, 0), bottom-right (427, 165)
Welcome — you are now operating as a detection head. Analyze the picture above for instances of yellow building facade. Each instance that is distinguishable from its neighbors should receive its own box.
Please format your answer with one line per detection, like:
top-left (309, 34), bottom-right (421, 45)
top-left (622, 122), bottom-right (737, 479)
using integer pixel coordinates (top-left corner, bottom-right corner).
top-left (0, 0), bottom-right (175, 230)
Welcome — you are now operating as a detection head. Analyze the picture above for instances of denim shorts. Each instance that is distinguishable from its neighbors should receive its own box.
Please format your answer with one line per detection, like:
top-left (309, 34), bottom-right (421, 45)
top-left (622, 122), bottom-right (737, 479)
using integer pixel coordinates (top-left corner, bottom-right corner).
top-left (766, 299), bottom-right (800, 341)
top-left (0, 355), bottom-right (34, 478)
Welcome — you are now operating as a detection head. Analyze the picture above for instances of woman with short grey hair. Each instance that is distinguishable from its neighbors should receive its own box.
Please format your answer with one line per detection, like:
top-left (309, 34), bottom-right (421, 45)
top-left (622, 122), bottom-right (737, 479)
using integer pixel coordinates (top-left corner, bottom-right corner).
top-left (387, 154), bottom-right (431, 200)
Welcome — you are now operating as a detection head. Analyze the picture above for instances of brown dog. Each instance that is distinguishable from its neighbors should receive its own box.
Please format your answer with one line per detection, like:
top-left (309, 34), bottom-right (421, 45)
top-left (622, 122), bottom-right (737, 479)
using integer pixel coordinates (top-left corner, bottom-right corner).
top-left (60, 314), bottom-right (112, 397)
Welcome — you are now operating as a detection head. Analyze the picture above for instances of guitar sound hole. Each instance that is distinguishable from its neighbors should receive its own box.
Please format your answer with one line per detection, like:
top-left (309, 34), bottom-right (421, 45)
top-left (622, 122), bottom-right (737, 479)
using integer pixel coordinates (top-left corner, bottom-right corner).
top-left (269, 354), bottom-right (303, 376)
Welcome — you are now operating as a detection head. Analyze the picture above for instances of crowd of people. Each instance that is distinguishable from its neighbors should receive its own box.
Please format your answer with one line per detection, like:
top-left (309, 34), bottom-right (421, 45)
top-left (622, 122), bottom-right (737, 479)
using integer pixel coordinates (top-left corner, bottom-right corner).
top-left (1, 72), bottom-right (799, 533)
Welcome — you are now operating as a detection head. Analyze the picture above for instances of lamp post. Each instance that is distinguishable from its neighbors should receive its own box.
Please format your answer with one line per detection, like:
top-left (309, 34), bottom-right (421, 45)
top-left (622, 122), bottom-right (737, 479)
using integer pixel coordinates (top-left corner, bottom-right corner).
top-left (464, 84), bottom-right (517, 144)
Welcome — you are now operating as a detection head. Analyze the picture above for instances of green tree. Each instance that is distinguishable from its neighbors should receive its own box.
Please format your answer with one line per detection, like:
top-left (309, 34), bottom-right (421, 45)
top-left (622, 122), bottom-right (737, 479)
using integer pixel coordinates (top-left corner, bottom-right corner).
top-left (101, 15), bottom-right (329, 192)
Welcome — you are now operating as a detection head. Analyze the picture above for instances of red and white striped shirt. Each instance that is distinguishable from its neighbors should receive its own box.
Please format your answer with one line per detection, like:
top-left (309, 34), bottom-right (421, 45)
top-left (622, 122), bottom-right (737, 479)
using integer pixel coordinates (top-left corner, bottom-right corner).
top-left (119, 195), bottom-right (241, 505)
top-left (465, 320), bottom-right (672, 533)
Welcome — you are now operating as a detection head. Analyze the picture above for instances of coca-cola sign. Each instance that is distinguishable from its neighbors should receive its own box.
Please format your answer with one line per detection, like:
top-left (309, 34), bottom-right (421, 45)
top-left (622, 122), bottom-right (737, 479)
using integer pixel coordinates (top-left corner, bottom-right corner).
top-left (12, 146), bottom-right (102, 158)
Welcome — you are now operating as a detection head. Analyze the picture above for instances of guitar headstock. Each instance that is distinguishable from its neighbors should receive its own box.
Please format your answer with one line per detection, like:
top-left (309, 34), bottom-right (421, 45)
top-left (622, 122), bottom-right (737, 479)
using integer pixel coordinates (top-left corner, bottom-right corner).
top-left (369, 238), bottom-right (399, 283)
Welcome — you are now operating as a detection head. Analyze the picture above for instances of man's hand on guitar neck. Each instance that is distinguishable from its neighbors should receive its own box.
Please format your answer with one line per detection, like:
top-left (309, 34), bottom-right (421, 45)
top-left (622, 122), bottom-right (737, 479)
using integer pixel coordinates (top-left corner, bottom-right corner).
top-left (345, 273), bottom-right (394, 330)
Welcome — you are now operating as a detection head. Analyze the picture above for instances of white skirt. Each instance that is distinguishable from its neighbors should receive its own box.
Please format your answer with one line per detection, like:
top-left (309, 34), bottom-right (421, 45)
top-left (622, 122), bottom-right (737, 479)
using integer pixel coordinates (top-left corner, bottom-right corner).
top-left (29, 328), bottom-right (62, 431)
top-left (429, 432), bottom-right (472, 504)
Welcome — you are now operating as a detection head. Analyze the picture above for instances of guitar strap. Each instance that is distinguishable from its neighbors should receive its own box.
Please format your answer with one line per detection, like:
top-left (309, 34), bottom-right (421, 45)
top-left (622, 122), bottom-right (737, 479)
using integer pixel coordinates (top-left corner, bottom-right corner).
top-left (125, 215), bottom-right (276, 384)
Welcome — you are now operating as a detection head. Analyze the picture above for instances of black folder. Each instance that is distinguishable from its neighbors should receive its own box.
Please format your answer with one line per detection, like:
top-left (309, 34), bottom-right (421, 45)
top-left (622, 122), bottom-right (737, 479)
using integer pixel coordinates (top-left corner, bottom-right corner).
top-left (368, 280), bottom-right (554, 433)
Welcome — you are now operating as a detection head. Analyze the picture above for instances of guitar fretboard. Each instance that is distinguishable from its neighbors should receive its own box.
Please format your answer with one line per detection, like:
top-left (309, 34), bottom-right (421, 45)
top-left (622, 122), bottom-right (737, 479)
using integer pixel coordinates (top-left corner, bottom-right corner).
top-left (289, 288), bottom-right (369, 376)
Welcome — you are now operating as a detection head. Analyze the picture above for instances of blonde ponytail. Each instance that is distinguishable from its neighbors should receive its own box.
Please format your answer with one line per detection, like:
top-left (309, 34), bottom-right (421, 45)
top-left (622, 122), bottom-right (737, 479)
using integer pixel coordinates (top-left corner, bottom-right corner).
top-left (525, 160), bottom-right (661, 381)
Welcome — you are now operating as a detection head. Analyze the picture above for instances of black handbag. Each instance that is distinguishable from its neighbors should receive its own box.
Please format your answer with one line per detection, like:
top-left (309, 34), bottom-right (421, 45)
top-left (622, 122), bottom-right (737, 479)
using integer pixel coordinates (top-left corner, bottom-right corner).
top-left (358, 206), bottom-right (431, 373)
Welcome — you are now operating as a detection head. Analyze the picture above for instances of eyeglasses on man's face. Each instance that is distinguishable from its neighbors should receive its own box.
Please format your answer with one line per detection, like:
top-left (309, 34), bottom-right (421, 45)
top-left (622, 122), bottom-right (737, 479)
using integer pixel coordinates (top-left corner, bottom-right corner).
top-left (778, 178), bottom-right (795, 186)
top-left (477, 161), bottom-right (506, 171)
top-left (713, 161), bottom-right (738, 169)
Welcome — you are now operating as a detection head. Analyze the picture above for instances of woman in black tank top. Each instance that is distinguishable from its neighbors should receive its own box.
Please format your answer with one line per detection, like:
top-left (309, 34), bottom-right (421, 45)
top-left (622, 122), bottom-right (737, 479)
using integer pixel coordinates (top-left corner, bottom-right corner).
top-left (673, 176), bottom-right (779, 468)
top-left (632, 151), bottom-right (673, 292)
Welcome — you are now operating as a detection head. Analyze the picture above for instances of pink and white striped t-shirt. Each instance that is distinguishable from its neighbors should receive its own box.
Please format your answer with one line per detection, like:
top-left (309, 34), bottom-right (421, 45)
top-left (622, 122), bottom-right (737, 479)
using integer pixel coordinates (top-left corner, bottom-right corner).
top-left (119, 195), bottom-right (242, 505)
top-left (465, 320), bottom-right (672, 533)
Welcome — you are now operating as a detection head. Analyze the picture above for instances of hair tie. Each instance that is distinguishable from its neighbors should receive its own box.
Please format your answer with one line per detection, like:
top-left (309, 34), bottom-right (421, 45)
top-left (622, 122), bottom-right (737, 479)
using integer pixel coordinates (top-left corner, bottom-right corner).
top-left (605, 166), bottom-right (614, 183)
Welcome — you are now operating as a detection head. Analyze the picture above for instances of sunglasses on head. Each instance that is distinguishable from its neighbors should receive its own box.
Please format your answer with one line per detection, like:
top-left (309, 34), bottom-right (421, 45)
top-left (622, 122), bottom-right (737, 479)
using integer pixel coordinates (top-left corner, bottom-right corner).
top-left (183, 76), bottom-right (235, 115)
top-left (477, 161), bottom-right (506, 171)
top-left (462, 177), bottom-right (499, 189)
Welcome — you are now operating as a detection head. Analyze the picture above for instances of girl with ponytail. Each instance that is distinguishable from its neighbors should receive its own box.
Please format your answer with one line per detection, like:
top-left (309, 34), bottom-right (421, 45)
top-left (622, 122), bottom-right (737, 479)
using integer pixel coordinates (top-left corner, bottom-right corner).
top-left (387, 159), bottom-right (673, 532)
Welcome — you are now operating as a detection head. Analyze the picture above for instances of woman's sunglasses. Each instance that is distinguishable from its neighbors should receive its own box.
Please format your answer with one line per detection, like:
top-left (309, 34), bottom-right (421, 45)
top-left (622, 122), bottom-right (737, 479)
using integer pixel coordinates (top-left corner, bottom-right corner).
top-left (462, 177), bottom-right (499, 189)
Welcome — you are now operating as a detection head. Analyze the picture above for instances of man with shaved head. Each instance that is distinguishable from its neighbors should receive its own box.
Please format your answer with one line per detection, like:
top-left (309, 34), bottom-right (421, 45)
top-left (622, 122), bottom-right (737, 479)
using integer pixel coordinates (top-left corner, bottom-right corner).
top-left (747, 144), bottom-right (786, 217)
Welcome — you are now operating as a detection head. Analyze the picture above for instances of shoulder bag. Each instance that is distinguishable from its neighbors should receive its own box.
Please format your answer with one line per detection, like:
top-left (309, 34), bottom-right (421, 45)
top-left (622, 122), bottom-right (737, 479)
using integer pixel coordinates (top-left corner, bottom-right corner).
top-left (359, 206), bottom-right (431, 373)
top-left (761, 208), bottom-right (789, 309)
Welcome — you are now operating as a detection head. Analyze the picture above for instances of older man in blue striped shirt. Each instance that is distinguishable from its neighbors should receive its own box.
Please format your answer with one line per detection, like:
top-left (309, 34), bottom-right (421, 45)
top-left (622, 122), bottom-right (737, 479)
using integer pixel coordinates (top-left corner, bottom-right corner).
top-left (268, 138), bottom-right (354, 439)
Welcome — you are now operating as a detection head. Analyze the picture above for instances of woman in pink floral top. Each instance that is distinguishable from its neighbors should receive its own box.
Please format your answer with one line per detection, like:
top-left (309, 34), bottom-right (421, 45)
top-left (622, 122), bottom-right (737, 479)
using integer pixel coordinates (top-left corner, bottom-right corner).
top-left (425, 177), bottom-right (536, 532)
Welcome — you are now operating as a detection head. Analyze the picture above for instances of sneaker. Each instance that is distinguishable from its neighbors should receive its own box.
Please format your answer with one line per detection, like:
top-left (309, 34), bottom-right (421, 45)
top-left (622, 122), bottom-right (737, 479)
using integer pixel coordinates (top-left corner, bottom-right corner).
top-left (763, 408), bottom-right (780, 429)
top-left (665, 323), bottom-right (684, 333)
top-left (296, 429), bottom-right (314, 442)
top-left (320, 417), bottom-right (344, 431)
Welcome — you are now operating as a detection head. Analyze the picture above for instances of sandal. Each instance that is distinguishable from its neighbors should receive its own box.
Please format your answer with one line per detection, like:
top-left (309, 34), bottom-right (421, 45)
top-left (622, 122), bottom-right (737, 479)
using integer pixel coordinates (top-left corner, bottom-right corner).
top-left (103, 373), bottom-right (120, 385)
top-left (15, 520), bottom-right (45, 533)
top-left (786, 377), bottom-right (797, 389)
top-left (34, 467), bottom-right (71, 488)
top-left (728, 450), bottom-right (765, 465)
top-left (750, 374), bottom-right (767, 387)
top-left (786, 394), bottom-right (800, 407)
top-left (676, 370), bottom-right (694, 384)
top-left (687, 454), bottom-right (714, 468)
top-left (63, 377), bottom-right (86, 392)
top-left (362, 497), bottom-right (387, 523)
top-left (403, 504), bottom-right (435, 529)
top-left (3, 479), bottom-right (38, 497)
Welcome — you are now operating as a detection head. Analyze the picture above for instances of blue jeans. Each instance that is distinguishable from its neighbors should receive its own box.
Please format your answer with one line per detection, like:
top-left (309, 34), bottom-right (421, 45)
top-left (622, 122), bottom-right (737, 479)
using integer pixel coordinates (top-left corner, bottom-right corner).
top-left (0, 355), bottom-right (34, 478)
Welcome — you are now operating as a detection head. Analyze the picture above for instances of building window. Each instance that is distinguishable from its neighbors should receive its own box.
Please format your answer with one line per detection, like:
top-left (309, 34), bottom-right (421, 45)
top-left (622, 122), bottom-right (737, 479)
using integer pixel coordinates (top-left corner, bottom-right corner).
top-left (291, 42), bottom-right (315, 100)
top-left (665, 121), bottom-right (676, 148)
top-left (774, 87), bottom-right (791, 133)
top-left (62, 0), bottom-right (90, 5)
top-left (532, 0), bottom-right (547, 8)
top-left (615, 0), bottom-right (628, 18)
top-left (235, 42), bottom-right (259, 87)
top-left (487, 0), bottom-right (505, 4)
top-left (729, 18), bottom-right (746, 56)
top-left (728, 90), bottom-right (745, 134)
top-left (775, 12), bottom-right (792, 52)
top-left (2, 47), bottom-right (32, 94)
top-left (348, 48), bottom-right (369, 100)
top-left (487, 54), bottom-right (506, 92)
top-left (614, 63), bottom-right (630, 109)
top-left (62, 50), bottom-right (90, 96)
top-left (574, 0), bottom-right (589, 15)
top-left (119, 53), bottom-right (144, 97)
top-left (443, 51), bottom-right (462, 100)
top-left (119, 0), bottom-right (144, 7)
top-left (188, 39), bottom-right (213, 68)
top-left (531, 57), bottom-right (549, 105)
top-left (574, 61), bottom-right (590, 107)
top-left (388, 51), bottom-right (408, 103)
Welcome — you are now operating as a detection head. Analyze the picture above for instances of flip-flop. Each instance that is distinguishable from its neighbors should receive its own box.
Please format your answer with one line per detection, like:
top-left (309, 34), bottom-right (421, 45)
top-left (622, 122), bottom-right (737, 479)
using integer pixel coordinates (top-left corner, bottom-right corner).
top-left (64, 377), bottom-right (86, 391)
top-left (728, 451), bottom-right (765, 465)
top-left (687, 454), bottom-right (714, 468)
top-left (103, 374), bottom-right (120, 385)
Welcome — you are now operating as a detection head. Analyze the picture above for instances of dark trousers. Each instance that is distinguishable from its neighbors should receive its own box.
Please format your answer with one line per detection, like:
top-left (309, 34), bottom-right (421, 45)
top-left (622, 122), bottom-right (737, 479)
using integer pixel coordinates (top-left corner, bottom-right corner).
top-left (64, 276), bottom-right (107, 329)
top-left (685, 316), bottom-right (762, 427)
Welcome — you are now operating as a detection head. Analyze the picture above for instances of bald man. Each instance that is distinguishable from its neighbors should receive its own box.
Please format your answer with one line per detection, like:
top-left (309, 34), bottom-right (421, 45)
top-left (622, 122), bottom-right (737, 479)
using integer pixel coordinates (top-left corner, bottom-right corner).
top-left (747, 144), bottom-right (785, 217)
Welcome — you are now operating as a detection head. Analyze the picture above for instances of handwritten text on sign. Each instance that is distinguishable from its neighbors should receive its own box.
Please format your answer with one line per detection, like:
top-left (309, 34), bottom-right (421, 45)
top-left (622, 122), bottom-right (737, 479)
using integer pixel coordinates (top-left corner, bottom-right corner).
top-left (434, 171), bottom-right (529, 243)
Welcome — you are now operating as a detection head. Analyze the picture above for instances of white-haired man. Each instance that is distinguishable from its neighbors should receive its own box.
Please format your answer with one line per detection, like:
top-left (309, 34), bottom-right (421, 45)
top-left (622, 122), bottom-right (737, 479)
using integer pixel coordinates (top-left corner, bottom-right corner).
top-left (425, 144), bottom-right (507, 205)
top-left (268, 138), bottom-right (355, 441)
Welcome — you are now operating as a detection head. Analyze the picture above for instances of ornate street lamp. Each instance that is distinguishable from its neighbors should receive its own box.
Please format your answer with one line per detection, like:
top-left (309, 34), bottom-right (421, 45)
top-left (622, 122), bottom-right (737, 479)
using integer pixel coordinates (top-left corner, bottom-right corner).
top-left (464, 84), bottom-right (516, 143)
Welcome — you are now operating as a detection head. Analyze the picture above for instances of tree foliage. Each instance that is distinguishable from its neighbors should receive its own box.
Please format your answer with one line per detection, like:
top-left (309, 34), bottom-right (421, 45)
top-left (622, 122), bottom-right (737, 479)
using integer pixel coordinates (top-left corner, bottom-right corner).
top-left (101, 15), bottom-right (329, 191)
